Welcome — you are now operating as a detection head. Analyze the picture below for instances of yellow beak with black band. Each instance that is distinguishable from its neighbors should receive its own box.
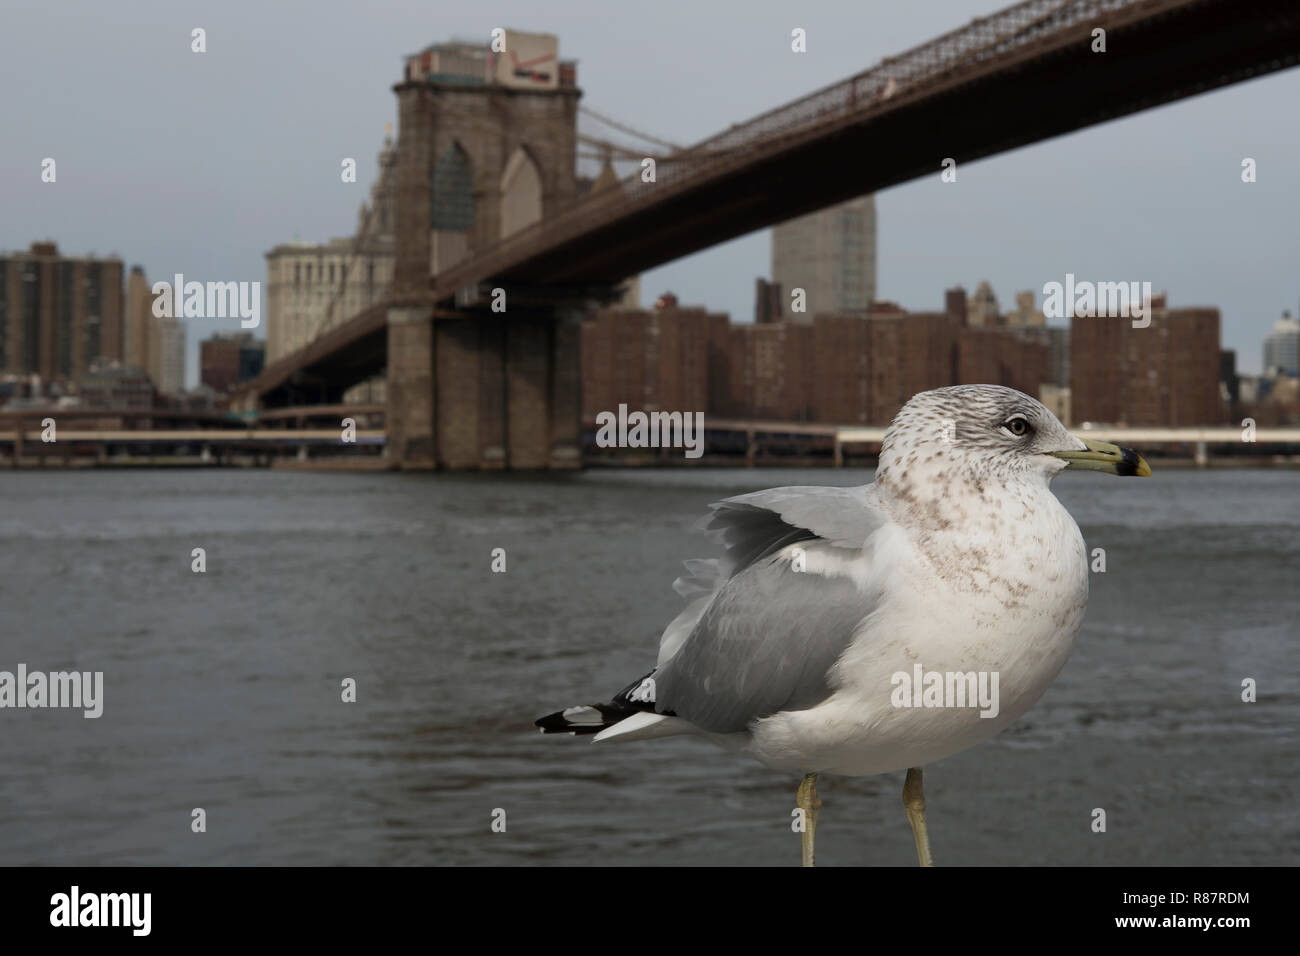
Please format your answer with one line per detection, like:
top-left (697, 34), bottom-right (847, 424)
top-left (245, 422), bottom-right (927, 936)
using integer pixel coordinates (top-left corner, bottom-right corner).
top-left (1050, 438), bottom-right (1152, 477)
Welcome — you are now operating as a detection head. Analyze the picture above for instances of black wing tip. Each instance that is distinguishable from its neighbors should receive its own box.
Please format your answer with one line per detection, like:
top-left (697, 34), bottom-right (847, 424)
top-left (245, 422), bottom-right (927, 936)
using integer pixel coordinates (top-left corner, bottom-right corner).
top-left (535, 710), bottom-right (602, 735)
top-left (535, 677), bottom-right (662, 736)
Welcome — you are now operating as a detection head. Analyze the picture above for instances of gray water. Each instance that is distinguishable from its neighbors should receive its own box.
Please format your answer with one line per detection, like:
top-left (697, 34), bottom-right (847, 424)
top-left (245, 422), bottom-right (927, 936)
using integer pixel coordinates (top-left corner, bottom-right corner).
top-left (0, 467), bottom-right (1296, 866)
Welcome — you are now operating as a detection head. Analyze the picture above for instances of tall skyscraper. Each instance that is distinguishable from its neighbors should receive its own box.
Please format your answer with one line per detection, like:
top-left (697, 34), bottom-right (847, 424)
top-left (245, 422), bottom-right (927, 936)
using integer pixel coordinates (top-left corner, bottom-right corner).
top-left (0, 242), bottom-right (123, 380)
top-left (771, 195), bottom-right (876, 322)
top-left (1263, 312), bottom-right (1300, 377)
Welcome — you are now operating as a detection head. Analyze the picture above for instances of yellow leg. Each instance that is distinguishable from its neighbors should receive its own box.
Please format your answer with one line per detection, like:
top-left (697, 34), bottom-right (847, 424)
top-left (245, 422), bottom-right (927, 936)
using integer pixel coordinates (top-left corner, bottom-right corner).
top-left (902, 767), bottom-right (934, 866)
top-left (796, 772), bottom-right (822, 867)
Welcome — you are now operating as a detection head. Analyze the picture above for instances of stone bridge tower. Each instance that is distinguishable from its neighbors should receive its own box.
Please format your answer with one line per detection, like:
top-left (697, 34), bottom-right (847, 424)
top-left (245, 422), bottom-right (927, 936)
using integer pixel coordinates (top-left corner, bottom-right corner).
top-left (388, 34), bottom-right (584, 469)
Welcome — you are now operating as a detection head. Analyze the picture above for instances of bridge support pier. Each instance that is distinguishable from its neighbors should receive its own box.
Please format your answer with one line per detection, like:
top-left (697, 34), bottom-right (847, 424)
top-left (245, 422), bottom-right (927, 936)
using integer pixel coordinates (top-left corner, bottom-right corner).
top-left (386, 305), bottom-right (582, 471)
top-left (387, 306), bottom-right (438, 468)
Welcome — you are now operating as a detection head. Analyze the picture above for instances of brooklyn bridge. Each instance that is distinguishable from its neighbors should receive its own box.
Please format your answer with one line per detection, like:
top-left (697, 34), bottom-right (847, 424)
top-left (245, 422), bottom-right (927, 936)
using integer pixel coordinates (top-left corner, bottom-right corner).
top-left (236, 0), bottom-right (1300, 469)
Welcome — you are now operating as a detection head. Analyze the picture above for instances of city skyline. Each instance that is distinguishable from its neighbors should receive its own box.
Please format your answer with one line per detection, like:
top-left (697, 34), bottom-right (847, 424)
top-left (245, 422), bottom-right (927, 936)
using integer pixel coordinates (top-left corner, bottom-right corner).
top-left (2, 0), bottom-right (1298, 385)
top-left (0, 229), bottom-right (1289, 410)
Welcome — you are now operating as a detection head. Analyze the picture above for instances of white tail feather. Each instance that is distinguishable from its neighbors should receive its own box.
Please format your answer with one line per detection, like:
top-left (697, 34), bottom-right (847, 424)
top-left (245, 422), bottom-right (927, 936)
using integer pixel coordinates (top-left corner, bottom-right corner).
top-left (592, 711), bottom-right (690, 743)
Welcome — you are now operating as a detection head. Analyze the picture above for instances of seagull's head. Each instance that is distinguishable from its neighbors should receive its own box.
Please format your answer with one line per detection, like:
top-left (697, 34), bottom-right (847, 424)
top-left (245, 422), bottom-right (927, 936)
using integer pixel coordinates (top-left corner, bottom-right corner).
top-left (878, 385), bottom-right (1151, 489)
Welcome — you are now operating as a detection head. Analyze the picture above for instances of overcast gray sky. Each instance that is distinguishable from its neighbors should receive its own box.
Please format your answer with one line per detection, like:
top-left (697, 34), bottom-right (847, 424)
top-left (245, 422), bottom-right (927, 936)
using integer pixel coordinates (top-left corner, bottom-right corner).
top-left (2, 0), bottom-right (1297, 383)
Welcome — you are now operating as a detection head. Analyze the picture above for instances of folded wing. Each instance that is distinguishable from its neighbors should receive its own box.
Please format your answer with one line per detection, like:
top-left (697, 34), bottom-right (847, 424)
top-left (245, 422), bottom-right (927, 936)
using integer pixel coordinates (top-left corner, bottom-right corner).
top-left (653, 484), bottom-right (887, 734)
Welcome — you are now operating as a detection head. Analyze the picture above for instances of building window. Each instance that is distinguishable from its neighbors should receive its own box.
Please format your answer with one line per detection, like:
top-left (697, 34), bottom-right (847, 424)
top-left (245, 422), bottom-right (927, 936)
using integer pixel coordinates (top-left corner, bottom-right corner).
top-left (294, 262), bottom-right (301, 287)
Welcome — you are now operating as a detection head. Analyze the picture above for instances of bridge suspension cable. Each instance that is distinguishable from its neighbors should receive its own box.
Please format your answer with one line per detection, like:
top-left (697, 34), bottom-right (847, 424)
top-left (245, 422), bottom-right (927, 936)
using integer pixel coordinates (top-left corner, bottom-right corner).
top-left (578, 104), bottom-right (683, 151)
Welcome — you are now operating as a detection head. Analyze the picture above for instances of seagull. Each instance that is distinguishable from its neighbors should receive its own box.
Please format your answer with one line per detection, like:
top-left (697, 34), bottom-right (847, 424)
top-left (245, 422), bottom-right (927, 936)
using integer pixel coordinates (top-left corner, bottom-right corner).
top-left (537, 385), bottom-right (1150, 866)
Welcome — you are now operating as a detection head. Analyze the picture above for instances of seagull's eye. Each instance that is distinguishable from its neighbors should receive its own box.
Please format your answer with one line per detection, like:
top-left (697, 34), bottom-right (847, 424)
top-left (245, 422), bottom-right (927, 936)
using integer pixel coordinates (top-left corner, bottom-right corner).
top-left (1003, 416), bottom-right (1031, 437)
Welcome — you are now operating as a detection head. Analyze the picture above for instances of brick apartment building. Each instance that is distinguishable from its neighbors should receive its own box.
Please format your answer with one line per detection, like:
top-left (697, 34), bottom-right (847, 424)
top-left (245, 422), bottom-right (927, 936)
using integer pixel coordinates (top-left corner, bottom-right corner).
top-left (582, 292), bottom-right (1051, 426)
top-left (1071, 296), bottom-right (1223, 425)
top-left (581, 280), bottom-right (1221, 430)
top-left (581, 307), bottom-right (726, 418)
top-left (200, 331), bottom-right (266, 394)
top-left (958, 326), bottom-right (1049, 401)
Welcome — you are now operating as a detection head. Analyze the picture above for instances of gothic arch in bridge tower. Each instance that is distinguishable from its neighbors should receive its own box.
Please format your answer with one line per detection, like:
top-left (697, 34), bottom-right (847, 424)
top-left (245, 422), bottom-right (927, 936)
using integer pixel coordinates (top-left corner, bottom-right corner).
top-left (431, 141), bottom-right (475, 275)
top-left (499, 146), bottom-right (544, 240)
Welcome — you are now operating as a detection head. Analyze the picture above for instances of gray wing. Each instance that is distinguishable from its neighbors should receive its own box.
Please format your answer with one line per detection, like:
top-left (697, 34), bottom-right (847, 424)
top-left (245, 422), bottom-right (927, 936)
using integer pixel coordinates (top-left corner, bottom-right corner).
top-left (700, 484), bottom-right (882, 573)
top-left (653, 484), bottom-right (887, 734)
